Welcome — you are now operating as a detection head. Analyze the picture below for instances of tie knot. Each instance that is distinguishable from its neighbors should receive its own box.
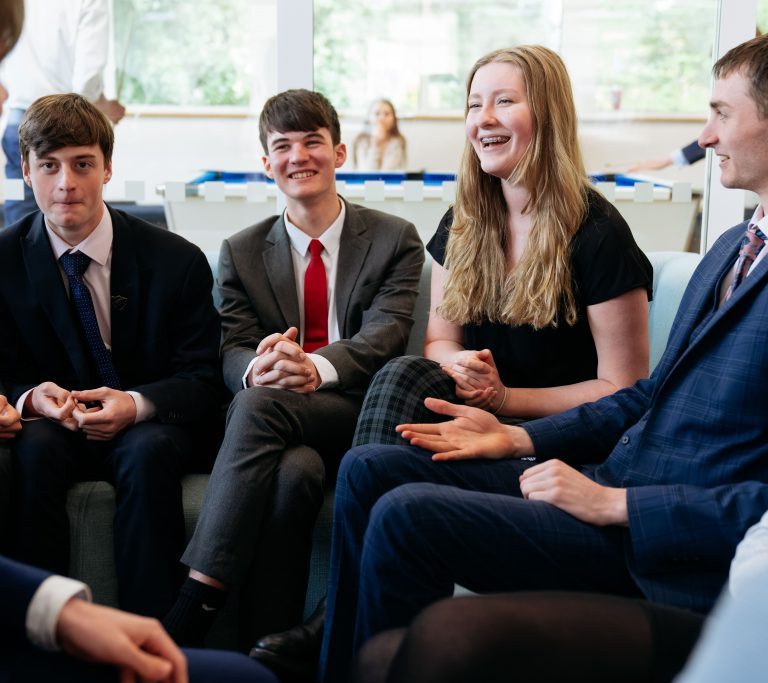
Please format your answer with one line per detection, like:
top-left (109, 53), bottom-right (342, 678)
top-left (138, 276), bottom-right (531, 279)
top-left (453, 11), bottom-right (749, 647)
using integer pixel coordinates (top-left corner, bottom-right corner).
top-left (60, 251), bottom-right (92, 278)
top-left (309, 239), bottom-right (324, 259)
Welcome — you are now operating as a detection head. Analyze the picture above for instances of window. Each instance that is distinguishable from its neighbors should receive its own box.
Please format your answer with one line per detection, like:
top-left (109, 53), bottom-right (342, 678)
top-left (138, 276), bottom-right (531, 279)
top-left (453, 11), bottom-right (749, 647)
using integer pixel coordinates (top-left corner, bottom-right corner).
top-left (313, 0), bottom-right (718, 117)
top-left (113, 0), bottom-right (275, 108)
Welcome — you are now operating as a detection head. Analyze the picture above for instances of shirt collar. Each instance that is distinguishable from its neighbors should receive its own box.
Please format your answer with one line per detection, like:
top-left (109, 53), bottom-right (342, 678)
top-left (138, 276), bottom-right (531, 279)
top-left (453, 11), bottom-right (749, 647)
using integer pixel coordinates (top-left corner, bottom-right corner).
top-left (749, 204), bottom-right (767, 237)
top-left (284, 198), bottom-right (345, 258)
top-left (46, 203), bottom-right (113, 266)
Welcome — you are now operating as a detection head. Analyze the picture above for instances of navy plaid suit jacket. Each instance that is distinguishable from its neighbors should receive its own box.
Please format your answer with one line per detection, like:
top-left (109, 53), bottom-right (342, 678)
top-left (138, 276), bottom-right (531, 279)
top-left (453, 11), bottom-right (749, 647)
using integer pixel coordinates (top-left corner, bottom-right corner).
top-left (525, 221), bottom-right (768, 612)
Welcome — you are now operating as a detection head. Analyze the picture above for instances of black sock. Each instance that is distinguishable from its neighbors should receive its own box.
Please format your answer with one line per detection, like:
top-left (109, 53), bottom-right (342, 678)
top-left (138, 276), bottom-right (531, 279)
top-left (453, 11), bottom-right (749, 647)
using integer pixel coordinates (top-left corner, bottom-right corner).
top-left (162, 577), bottom-right (228, 647)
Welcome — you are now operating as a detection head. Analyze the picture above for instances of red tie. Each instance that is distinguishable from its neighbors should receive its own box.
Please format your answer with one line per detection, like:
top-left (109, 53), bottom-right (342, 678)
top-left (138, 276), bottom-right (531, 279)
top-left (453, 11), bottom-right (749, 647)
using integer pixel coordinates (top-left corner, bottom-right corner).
top-left (303, 239), bottom-right (328, 352)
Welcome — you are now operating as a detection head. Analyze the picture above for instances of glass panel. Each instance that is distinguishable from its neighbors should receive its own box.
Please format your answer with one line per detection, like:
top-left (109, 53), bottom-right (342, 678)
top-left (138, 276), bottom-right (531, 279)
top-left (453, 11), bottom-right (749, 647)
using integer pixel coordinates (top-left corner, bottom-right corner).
top-left (113, 0), bottom-right (275, 108)
top-left (314, 0), bottom-right (560, 113)
top-left (313, 0), bottom-right (716, 116)
top-left (563, 0), bottom-right (716, 115)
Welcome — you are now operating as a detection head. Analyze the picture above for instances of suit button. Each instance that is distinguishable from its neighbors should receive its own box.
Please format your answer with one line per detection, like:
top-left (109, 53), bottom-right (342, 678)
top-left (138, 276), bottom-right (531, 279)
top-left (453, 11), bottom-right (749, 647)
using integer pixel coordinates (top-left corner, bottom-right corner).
top-left (621, 435), bottom-right (630, 444)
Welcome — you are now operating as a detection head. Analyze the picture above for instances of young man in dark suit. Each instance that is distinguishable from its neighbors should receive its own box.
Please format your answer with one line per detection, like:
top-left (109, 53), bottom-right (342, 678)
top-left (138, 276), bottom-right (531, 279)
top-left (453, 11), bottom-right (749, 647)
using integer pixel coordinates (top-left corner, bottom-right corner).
top-left (0, 93), bottom-right (222, 619)
top-left (164, 89), bottom-right (424, 662)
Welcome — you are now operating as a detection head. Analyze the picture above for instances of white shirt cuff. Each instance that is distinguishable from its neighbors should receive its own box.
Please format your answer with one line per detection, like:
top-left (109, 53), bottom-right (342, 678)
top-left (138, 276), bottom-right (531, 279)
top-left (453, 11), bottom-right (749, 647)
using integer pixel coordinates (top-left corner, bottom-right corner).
top-left (308, 353), bottom-right (339, 389)
top-left (127, 391), bottom-right (156, 423)
top-left (671, 148), bottom-right (689, 167)
top-left (242, 356), bottom-right (259, 388)
top-left (26, 576), bottom-right (91, 651)
top-left (16, 389), bottom-right (41, 421)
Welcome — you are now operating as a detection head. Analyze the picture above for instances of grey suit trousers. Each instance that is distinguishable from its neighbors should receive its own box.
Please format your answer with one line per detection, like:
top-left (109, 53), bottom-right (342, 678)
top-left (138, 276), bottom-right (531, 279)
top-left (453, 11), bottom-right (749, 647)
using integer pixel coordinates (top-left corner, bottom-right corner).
top-left (182, 384), bottom-right (362, 640)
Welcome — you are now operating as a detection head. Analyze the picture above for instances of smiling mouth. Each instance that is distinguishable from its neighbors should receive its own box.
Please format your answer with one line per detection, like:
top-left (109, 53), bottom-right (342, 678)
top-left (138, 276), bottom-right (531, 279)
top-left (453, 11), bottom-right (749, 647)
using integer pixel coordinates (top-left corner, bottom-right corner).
top-left (290, 171), bottom-right (317, 179)
top-left (480, 136), bottom-right (511, 149)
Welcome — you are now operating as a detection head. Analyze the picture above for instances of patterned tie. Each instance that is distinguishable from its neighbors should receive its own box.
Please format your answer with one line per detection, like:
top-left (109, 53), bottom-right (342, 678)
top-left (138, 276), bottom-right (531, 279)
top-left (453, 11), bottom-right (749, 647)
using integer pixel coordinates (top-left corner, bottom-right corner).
top-left (303, 239), bottom-right (329, 353)
top-left (59, 251), bottom-right (121, 389)
top-left (725, 224), bottom-right (767, 301)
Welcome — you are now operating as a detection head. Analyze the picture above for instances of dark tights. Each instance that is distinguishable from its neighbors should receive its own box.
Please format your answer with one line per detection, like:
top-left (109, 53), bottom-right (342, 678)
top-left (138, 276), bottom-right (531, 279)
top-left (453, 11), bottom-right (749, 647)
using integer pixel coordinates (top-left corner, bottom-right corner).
top-left (352, 593), bottom-right (706, 683)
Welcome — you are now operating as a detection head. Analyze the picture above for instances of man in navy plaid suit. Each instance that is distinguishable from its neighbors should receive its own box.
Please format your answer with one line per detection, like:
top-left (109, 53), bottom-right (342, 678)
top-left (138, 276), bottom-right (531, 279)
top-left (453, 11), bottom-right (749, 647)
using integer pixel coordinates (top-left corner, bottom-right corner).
top-left (319, 34), bottom-right (768, 683)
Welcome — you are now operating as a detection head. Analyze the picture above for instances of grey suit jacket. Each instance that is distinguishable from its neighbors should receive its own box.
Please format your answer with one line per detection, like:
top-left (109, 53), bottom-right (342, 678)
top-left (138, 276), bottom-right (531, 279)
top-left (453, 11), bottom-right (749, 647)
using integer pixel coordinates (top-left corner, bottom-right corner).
top-left (217, 200), bottom-right (424, 394)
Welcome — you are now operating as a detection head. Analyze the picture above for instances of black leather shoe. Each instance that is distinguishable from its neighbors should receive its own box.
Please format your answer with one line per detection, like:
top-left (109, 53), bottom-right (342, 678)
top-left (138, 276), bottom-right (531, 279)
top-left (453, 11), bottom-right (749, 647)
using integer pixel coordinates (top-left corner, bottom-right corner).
top-left (249, 597), bottom-right (326, 683)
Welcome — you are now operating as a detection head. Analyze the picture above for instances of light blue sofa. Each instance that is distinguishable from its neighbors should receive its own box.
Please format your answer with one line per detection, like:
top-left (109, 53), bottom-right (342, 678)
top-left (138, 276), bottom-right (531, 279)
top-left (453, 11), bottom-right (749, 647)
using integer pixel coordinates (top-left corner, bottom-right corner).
top-left (0, 250), bottom-right (701, 649)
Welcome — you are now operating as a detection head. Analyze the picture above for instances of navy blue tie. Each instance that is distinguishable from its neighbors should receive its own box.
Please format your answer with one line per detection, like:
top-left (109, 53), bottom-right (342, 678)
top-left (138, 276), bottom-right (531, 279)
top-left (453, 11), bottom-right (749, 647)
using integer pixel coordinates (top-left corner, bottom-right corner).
top-left (59, 251), bottom-right (121, 389)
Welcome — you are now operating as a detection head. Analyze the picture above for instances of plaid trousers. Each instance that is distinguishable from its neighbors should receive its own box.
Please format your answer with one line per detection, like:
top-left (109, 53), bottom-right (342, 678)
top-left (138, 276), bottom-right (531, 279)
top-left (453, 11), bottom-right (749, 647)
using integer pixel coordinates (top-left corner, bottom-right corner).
top-left (352, 356), bottom-right (457, 447)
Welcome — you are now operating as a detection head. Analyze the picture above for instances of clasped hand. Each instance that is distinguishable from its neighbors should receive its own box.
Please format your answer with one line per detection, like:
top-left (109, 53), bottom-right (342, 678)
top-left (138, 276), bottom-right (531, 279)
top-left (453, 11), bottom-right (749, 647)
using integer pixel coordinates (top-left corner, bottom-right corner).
top-left (0, 394), bottom-right (22, 440)
top-left (29, 381), bottom-right (137, 441)
top-left (440, 348), bottom-right (505, 412)
top-left (248, 326), bottom-right (320, 393)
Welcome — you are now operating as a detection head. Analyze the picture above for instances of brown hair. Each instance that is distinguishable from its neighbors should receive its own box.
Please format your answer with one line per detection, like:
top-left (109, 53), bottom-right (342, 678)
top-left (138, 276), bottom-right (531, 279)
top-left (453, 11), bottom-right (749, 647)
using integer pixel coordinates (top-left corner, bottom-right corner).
top-left (19, 93), bottom-right (114, 164)
top-left (259, 89), bottom-right (341, 151)
top-left (713, 33), bottom-right (768, 118)
top-left (440, 45), bottom-right (591, 329)
top-left (367, 98), bottom-right (402, 137)
top-left (0, 0), bottom-right (23, 60)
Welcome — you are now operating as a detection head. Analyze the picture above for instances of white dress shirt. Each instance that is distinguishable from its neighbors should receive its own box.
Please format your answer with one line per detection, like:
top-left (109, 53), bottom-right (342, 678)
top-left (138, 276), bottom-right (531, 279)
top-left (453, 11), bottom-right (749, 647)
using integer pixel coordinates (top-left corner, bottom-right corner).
top-left (242, 200), bottom-right (346, 389)
top-left (16, 205), bottom-right (155, 421)
top-left (1, 0), bottom-right (110, 110)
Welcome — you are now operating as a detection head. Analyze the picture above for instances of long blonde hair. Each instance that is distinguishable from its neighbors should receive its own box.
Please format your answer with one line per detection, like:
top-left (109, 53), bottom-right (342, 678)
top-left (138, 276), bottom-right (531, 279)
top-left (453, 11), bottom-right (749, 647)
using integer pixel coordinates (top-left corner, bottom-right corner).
top-left (440, 45), bottom-right (591, 329)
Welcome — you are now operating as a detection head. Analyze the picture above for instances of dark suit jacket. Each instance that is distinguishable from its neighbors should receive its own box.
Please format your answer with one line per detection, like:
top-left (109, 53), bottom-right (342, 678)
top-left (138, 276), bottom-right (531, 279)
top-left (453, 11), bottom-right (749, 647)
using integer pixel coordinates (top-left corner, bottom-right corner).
top-left (0, 554), bottom-right (50, 648)
top-left (217, 200), bottom-right (424, 394)
top-left (524, 222), bottom-right (768, 612)
top-left (0, 207), bottom-right (222, 424)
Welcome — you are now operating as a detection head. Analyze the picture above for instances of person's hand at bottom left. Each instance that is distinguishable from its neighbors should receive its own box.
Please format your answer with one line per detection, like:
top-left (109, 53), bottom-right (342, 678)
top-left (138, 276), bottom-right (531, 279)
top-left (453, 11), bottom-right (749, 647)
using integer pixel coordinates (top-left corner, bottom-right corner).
top-left (57, 598), bottom-right (188, 683)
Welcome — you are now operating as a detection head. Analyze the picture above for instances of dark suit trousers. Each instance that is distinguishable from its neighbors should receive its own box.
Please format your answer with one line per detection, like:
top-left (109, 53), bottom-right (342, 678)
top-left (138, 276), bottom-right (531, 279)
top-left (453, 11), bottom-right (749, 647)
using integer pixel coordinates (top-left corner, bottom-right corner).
top-left (319, 444), bottom-right (643, 683)
top-left (182, 385), bottom-right (362, 642)
top-left (11, 419), bottom-right (200, 618)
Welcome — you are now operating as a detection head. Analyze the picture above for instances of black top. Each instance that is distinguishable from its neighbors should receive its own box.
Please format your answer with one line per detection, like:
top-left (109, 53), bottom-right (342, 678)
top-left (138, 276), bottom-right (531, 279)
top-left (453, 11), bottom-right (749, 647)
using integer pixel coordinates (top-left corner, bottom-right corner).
top-left (427, 192), bottom-right (653, 388)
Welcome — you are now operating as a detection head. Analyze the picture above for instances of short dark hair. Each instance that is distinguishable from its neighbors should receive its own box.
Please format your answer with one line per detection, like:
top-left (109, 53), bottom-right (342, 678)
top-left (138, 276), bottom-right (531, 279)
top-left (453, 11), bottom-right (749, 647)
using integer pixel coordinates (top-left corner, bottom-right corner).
top-left (259, 89), bottom-right (341, 152)
top-left (713, 33), bottom-right (768, 118)
top-left (19, 93), bottom-right (114, 165)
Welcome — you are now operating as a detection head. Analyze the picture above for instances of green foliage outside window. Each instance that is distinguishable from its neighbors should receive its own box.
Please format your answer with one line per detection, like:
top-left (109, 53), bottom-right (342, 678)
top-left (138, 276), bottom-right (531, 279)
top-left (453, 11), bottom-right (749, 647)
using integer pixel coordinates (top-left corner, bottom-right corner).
top-left (114, 0), bottom-right (256, 106)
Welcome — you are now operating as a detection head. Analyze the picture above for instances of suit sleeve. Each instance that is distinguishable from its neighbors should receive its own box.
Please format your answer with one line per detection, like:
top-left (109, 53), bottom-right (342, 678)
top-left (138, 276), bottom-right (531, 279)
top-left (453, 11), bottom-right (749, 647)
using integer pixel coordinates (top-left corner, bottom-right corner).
top-left (0, 291), bottom-right (36, 406)
top-left (680, 140), bottom-right (705, 165)
top-left (0, 555), bottom-right (50, 643)
top-left (522, 377), bottom-right (655, 464)
top-left (626, 481), bottom-right (768, 577)
top-left (218, 239), bottom-right (273, 394)
top-left (315, 221), bottom-right (424, 390)
top-left (129, 249), bottom-right (223, 423)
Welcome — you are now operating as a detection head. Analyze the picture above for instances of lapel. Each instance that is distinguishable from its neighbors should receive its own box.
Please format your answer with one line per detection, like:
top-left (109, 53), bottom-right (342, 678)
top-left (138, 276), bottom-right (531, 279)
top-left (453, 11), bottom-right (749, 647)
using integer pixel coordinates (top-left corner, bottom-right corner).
top-left (263, 215), bottom-right (300, 327)
top-left (20, 213), bottom-right (93, 380)
top-left (335, 201), bottom-right (371, 335)
top-left (107, 208), bottom-right (141, 368)
top-left (655, 223), bottom-right (767, 391)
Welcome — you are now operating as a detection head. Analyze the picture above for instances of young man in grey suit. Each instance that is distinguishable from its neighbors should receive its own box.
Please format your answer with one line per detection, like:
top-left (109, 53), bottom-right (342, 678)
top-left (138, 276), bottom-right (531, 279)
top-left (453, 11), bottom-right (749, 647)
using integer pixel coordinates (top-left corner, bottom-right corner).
top-left (165, 89), bottom-right (424, 660)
